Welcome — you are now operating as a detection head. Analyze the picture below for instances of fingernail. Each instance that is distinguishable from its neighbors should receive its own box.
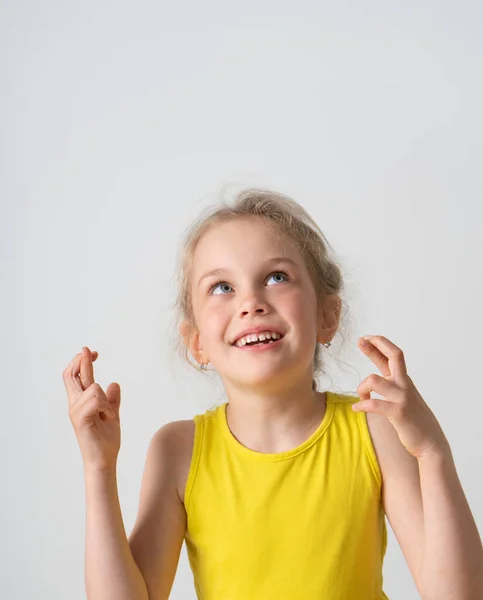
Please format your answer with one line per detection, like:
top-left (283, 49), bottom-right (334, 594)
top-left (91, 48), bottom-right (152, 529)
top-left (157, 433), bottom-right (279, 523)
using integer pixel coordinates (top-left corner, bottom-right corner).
top-left (360, 338), bottom-right (368, 346)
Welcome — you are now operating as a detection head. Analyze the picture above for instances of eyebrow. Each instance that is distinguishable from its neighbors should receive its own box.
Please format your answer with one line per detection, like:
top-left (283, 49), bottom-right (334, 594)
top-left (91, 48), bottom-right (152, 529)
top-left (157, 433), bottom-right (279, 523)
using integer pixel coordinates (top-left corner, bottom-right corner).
top-left (197, 257), bottom-right (300, 288)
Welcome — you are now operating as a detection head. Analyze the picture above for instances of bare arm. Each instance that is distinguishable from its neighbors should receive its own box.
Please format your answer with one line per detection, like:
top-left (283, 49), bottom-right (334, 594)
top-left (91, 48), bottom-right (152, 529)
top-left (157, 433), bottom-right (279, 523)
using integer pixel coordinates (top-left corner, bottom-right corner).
top-left (84, 467), bottom-right (149, 600)
top-left (419, 445), bottom-right (483, 600)
top-left (128, 423), bottom-right (188, 600)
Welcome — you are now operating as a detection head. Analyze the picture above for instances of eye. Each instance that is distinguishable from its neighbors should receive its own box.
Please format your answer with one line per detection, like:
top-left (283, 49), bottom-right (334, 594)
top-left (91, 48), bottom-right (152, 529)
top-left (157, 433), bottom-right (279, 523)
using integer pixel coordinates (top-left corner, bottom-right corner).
top-left (267, 272), bottom-right (289, 285)
top-left (210, 282), bottom-right (233, 296)
top-left (209, 271), bottom-right (289, 296)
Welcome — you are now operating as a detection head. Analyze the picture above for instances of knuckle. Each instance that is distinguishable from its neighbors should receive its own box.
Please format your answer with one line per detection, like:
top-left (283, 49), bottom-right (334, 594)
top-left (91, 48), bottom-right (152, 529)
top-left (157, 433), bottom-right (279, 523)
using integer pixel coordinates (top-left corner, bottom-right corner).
top-left (400, 379), bottom-right (410, 392)
top-left (368, 374), bottom-right (379, 386)
top-left (88, 396), bottom-right (98, 408)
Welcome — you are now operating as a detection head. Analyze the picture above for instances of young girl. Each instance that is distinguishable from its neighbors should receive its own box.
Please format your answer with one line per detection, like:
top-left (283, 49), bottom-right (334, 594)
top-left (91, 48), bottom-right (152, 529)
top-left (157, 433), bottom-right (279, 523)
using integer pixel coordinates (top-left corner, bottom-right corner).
top-left (64, 188), bottom-right (483, 600)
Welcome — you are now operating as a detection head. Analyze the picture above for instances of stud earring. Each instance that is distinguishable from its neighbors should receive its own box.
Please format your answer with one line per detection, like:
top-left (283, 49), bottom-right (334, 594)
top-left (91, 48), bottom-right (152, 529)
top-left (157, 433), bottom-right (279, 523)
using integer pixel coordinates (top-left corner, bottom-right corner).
top-left (323, 341), bottom-right (331, 348)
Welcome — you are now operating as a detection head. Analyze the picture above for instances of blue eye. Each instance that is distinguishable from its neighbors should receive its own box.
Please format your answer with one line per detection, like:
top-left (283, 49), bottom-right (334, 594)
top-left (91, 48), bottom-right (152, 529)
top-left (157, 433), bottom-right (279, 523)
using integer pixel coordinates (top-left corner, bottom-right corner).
top-left (267, 272), bottom-right (288, 285)
top-left (211, 282), bottom-right (232, 296)
top-left (209, 271), bottom-right (289, 296)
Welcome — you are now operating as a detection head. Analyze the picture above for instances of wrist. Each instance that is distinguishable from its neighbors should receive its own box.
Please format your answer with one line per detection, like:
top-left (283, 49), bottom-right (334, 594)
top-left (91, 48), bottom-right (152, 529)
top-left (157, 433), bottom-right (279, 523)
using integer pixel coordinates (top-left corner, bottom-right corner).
top-left (417, 440), bottom-right (452, 464)
top-left (84, 464), bottom-right (117, 479)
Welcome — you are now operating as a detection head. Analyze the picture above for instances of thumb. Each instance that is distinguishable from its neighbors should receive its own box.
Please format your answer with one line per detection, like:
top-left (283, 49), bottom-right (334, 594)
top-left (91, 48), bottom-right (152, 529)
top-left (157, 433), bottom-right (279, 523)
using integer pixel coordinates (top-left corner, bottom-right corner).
top-left (106, 382), bottom-right (121, 419)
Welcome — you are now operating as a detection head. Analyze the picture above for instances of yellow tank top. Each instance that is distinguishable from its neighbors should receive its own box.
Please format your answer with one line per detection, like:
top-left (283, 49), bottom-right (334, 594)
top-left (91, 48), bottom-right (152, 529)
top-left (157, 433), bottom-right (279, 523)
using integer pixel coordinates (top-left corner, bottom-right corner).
top-left (184, 391), bottom-right (389, 599)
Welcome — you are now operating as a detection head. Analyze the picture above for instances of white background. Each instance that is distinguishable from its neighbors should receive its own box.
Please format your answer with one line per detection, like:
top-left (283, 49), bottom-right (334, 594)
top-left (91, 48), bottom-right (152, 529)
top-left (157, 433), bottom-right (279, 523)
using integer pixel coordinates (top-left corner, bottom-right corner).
top-left (2, 1), bottom-right (482, 598)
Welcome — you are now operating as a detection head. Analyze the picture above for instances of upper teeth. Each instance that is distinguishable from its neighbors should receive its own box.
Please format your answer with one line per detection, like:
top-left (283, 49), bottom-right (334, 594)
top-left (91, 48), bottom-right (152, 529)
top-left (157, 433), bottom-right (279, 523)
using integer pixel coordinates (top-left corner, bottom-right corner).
top-left (235, 331), bottom-right (282, 347)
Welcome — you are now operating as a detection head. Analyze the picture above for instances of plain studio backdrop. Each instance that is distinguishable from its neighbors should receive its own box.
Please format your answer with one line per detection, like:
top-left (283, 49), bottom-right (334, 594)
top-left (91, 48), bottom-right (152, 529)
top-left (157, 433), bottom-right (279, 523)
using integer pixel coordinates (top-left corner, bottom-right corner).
top-left (2, 1), bottom-right (482, 598)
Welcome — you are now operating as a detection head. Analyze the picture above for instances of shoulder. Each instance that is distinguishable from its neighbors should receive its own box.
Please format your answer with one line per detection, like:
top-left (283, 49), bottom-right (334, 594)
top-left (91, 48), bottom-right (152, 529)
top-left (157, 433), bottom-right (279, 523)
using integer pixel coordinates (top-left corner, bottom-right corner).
top-left (331, 393), bottom-right (411, 483)
top-left (330, 396), bottom-right (421, 507)
top-left (154, 419), bottom-right (196, 504)
top-left (364, 409), bottom-right (420, 484)
top-left (364, 408), bottom-right (423, 520)
top-left (156, 418), bottom-right (195, 443)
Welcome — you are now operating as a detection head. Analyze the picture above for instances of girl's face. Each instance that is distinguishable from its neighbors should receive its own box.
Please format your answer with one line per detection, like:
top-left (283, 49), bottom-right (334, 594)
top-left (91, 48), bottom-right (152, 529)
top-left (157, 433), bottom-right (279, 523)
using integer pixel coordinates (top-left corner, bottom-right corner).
top-left (188, 217), bottom-right (324, 391)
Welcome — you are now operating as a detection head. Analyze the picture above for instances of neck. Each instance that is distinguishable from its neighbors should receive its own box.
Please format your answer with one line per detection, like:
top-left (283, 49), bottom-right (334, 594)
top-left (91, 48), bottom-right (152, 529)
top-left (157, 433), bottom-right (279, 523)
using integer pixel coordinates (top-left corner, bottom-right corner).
top-left (222, 371), bottom-right (327, 454)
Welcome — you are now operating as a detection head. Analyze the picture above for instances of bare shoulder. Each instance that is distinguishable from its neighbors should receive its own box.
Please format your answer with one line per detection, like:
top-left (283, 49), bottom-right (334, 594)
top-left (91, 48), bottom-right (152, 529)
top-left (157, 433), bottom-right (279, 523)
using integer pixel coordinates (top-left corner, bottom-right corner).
top-left (364, 410), bottom-right (419, 482)
top-left (158, 419), bottom-right (195, 505)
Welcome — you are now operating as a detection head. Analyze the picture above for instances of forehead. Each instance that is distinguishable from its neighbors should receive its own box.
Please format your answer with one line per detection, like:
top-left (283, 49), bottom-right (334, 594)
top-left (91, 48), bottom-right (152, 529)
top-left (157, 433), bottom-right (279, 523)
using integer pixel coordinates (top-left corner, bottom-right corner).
top-left (194, 216), bottom-right (300, 266)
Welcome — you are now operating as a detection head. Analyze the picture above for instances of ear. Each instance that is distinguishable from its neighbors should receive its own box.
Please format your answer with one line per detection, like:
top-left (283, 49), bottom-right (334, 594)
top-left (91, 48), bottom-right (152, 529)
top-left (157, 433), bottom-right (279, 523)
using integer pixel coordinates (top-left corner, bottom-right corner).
top-left (179, 320), bottom-right (208, 365)
top-left (316, 295), bottom-right (342, 345)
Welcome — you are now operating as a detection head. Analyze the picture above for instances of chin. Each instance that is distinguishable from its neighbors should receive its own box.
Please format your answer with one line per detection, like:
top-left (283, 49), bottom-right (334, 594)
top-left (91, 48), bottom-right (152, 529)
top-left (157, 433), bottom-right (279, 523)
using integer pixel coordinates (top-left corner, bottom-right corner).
top-left (229, 367), bottom-right (294, 388)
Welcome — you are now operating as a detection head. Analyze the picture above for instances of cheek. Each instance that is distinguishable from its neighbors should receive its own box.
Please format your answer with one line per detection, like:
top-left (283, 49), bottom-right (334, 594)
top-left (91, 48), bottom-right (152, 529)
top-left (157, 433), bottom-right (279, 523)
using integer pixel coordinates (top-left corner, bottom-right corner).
top-left (202, 304), bottom-right (229, 332)
top-left (284, 287), bottom-right (316, 316)
top-left (288, 295), bottom-right (318, 338)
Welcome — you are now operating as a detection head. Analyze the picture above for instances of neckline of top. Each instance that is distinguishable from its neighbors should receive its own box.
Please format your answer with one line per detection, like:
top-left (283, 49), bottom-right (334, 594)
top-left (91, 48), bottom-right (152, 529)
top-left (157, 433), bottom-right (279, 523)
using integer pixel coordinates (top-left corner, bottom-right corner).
top-left (216, 391), bottom-right (336, 461)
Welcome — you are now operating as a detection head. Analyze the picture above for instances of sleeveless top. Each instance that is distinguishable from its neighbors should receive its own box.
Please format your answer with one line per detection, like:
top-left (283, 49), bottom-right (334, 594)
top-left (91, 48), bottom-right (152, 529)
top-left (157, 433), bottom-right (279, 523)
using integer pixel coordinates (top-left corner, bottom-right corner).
top-left (183, 392), bottom-right (389, 599)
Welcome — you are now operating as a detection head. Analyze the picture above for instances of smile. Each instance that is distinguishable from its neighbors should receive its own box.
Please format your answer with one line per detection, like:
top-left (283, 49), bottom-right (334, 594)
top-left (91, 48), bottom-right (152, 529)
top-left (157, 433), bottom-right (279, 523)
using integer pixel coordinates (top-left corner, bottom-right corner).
top-left (233, 336), bottom-right (284, 351)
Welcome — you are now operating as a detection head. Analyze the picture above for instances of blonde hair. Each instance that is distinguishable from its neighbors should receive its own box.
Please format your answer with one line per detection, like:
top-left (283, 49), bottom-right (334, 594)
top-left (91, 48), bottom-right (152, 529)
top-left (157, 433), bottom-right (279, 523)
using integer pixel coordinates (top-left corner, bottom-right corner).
top-left (170, 186), bottom-right (352, 391)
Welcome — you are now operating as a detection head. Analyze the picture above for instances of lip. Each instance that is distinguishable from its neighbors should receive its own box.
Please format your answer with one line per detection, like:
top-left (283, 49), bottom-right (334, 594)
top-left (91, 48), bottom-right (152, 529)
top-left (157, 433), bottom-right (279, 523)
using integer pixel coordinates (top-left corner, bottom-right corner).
top-left (231, 325), bottom-right (285, 345)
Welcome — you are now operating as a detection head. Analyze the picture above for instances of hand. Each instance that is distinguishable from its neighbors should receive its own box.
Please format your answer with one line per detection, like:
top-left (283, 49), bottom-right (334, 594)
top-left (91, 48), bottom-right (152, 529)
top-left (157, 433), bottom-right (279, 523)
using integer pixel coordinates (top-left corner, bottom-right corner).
top-left (63, 347), bottom-right (122, 472)
top-left (354, 335), bottom-right (449, 460)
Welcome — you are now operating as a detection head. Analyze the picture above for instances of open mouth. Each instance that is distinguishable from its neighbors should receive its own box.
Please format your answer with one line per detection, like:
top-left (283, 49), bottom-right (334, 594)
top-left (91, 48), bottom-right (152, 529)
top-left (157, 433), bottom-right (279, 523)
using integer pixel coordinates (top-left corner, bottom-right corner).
top-left (232, 334), bottom-right (285, 349)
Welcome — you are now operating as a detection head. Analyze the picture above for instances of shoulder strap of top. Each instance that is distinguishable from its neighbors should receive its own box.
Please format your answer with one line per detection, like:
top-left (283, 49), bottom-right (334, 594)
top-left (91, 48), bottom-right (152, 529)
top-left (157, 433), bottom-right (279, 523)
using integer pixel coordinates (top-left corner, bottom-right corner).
top-left (332, 393), bottom-right (382, 493)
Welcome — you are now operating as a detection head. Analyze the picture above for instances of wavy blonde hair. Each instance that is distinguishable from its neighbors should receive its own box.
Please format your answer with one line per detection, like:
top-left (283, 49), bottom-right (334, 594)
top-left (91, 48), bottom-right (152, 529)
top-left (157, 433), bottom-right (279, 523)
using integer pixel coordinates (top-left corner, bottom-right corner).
top-left (169, 186), bottom-right (353, 391)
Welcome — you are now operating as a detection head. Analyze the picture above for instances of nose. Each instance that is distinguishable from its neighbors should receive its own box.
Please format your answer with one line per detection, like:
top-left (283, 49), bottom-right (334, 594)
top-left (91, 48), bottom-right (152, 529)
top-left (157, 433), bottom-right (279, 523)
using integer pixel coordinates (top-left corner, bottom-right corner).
top-left (238, 293), bottom-right (270, 318)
